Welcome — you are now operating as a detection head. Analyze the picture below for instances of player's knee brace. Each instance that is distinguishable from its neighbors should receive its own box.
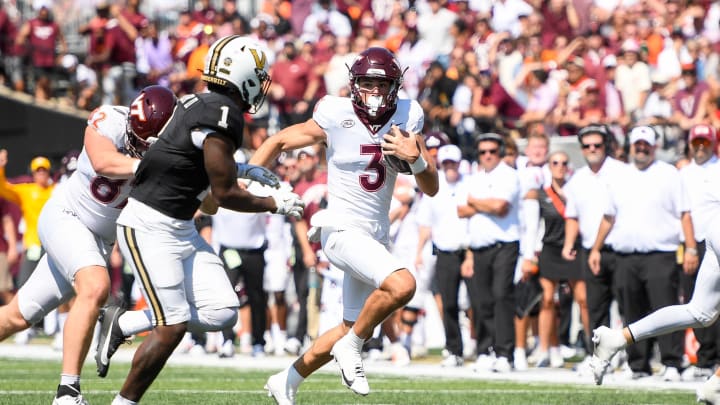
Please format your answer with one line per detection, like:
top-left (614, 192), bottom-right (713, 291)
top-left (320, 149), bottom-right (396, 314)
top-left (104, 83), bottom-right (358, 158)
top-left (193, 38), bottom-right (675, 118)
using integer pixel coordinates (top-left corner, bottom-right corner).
top-left (189, 307), bottom-right (238, 333)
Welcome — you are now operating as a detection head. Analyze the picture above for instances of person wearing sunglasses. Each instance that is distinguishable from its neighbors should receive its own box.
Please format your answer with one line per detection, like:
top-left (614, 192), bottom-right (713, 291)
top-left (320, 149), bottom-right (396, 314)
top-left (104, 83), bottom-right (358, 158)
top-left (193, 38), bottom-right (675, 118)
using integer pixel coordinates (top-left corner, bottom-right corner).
top-left (589, 125), bottom-right (696, 384)
top-left (457, 132), bottom-right (521, 373)
top-left (561, 124), bottom-right (630, 377)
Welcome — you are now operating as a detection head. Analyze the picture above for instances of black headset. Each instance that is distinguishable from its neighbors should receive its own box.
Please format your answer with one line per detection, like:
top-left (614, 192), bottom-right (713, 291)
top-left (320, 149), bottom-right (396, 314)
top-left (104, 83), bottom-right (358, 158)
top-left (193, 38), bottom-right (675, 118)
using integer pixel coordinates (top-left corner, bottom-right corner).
top-left (577, 124), bottom-right (613, 152)
top-left (474, 132), bottom-right (506, 157)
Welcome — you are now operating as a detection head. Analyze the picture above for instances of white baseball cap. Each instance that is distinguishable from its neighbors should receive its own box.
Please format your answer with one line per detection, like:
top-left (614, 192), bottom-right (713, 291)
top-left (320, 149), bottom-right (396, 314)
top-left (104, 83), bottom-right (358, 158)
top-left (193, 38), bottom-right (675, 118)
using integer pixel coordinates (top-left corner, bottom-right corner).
top-left (437, 144), bottom-right (462, 163)
top-left (629, 126), bottom-right (656, 146)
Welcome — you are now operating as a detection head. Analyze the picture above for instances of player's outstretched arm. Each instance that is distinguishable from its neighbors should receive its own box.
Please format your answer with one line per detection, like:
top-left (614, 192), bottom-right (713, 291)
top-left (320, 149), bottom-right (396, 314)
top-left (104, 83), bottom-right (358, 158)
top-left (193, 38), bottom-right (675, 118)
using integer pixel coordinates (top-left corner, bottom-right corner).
top-left (249, 118), bottom-right (327, 168)
top-left (84, 124), bottom-right (139, 179)
top-left (204, 135), bottom-right (277, 214)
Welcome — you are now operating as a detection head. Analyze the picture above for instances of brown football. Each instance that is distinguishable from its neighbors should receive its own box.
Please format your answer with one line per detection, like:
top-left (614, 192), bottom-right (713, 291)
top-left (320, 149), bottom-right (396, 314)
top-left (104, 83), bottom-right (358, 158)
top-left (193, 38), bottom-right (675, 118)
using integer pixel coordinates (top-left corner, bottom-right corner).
top-left (382, 127), bottom-right (413, 174)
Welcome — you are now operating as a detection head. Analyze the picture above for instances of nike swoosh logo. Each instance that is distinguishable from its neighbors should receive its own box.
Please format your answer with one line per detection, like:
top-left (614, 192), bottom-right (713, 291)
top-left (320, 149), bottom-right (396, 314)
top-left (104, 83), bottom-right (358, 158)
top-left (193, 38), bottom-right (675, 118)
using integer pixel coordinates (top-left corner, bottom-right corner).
top-left (340, 368), bottom-right (354, 386)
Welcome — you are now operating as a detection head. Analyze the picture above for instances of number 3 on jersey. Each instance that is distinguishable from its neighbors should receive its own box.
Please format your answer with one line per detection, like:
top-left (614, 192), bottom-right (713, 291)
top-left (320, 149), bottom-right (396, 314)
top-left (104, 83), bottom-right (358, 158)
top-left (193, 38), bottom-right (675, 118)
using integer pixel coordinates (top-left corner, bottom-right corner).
top-left (360, 144), bottom-right (386, 192)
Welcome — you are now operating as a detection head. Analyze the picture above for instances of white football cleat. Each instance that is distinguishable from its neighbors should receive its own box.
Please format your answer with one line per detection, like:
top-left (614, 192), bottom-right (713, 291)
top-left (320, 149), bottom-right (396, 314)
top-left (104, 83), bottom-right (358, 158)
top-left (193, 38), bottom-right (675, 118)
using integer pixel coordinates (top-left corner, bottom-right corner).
top-left (590, 326), bottom-right (627, 385)
top-left (265, 372), bottom-right (297, 405)
top-left (331, 335), bottom-right (370, 396)
top-left (697, 374), bottom-right (720, 404)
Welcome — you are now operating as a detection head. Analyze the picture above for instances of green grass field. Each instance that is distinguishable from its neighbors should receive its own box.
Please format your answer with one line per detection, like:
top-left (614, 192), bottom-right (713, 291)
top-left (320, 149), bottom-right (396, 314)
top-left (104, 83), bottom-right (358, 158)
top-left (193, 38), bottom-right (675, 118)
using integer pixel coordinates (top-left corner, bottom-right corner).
top-left (0, 357), bottom-right (700, 405)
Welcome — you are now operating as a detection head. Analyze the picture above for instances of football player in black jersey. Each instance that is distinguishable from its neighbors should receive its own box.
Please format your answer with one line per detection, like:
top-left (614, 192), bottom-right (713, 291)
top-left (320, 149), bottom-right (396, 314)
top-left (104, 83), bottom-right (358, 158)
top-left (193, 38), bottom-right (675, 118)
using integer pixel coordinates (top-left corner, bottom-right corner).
top-left (96, 36), bottom-right (305, 405)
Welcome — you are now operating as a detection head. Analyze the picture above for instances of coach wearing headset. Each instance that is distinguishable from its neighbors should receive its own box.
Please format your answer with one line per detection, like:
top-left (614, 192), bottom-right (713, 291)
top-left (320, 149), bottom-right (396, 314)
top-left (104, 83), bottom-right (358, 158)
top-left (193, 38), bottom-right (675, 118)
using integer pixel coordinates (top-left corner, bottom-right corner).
top-left (562, 125), bottom-right (631, 358)
top-left (457, 132), bottom-right (521, 373)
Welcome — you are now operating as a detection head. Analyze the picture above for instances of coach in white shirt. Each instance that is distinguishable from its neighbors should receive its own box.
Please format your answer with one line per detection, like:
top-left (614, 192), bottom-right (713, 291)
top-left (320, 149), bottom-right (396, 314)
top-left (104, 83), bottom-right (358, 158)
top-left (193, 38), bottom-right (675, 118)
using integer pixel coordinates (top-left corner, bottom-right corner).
top-left (457, 133), bottom-right (520, 373)
top-left (562, 124), bottom-right (629, 348)
top-left (679, 124), bottom-right (720, 380)
top-left (416, 144), bottom-right (469, 367)
top-left (588, 126), bottom-right (696, 380)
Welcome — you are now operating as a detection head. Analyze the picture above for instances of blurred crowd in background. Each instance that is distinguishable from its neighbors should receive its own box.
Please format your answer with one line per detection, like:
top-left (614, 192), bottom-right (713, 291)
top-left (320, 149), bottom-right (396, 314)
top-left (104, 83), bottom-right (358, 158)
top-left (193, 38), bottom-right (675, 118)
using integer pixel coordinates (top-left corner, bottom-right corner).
top-left (2, 0), bottom-right (720, 162)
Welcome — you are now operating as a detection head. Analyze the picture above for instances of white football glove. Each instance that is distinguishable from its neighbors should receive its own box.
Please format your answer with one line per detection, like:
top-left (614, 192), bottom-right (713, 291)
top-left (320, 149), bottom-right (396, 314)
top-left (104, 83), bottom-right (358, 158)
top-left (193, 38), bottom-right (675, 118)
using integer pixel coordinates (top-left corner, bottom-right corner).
top-left (236, 163), bottom-right (281, 189)
top-left (272, 190), bottom-right (305, 220)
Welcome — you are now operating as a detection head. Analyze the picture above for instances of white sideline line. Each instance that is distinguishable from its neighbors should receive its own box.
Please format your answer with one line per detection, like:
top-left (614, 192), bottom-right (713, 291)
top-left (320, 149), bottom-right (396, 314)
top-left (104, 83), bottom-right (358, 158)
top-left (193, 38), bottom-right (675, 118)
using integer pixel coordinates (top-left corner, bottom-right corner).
top-left (0, 342), bottom-right (702, 393)
top-left (0, 388), bottom-right (624, 395)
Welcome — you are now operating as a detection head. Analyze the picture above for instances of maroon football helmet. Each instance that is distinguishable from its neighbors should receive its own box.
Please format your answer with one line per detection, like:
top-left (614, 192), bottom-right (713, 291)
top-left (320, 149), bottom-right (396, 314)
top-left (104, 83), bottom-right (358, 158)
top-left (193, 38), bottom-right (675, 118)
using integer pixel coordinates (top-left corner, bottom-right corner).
top-left (126, 85), bottom-right (177, 158)
top-left (348, 47), bottom-right (404, 126)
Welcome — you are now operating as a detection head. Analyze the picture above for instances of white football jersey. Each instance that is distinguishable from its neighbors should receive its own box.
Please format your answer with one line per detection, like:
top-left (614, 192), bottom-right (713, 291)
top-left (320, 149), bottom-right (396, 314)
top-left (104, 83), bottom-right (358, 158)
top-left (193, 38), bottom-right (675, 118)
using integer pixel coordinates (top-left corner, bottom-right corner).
top-left (58, 105), bottom-right (133, 242)
top-left (313, 96), bottom-right (424, 240)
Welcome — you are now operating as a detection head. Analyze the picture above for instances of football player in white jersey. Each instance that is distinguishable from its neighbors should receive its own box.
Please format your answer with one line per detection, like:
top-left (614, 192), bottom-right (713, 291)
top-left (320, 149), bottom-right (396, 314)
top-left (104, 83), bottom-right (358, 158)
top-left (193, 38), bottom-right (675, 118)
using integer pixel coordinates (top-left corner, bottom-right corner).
top-left (0, 85), bottom-right (176, 405)
top-left (252, 47), bottom-right (439, 404)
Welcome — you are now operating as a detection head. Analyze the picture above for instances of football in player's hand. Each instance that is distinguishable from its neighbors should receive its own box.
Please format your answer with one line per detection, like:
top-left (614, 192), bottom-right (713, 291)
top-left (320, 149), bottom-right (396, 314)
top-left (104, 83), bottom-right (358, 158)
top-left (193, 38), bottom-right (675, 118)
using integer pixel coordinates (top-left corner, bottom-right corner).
top-left (382, 127), bottom-right (412, 174)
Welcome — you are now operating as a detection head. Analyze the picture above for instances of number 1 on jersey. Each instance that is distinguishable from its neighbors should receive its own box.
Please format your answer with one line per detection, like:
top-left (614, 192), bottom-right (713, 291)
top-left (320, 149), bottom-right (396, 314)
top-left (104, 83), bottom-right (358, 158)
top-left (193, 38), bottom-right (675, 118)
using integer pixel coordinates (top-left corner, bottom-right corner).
top-left (218, 106), bottom-right (229, 129)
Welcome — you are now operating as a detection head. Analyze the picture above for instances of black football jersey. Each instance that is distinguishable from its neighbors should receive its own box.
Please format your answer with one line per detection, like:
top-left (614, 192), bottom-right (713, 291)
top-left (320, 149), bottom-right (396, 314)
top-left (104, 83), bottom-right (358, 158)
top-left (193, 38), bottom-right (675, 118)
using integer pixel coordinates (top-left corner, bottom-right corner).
top-left (130, 91), bottom-right (245, 220)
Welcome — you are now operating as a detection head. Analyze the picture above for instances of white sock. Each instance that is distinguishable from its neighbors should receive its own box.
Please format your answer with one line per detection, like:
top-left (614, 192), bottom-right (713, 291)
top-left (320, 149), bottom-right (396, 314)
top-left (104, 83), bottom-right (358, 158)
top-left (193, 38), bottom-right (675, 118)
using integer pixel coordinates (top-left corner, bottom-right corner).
top-left (118, 309), bottom-right (153, 336)
top-left (58, 311), bottom-right (68, 334)
top-left (288, 365), bottom-right (305, 388)
top-left (111, 394), bottom-right (138, 405)
top-left (346, 328), bottom-right (365, 350)
top-left (60, 374), bottom-right (79, 386)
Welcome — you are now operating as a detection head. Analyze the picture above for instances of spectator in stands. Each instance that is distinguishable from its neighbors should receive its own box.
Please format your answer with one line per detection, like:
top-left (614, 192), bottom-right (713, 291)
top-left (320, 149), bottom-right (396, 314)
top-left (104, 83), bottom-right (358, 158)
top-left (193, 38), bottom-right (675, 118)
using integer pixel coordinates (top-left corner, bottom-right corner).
top-left (416, 0), bottom-right (457, 62)
top-left (59, 54), bottom-right (99, 110)
top-left (418, 61), bottom-right (458, 136)
top-left (135, 20), bottom-right (174, 88)
top-left (673, 63), bottom-right (711, 131)
top-left (16, 1), bottom-right (67, 101)
top-left (470, 69), bottom-right (525, 136)
top-left (269, 41), bottom-right (320, 129)
top-left (396, 23), bottom-right (437, 100)
top-left (191, 0), bottom-right (217, 25)
top-left (301, 0), bottom-right (352, 43)
top-left (614, 40), bottom-right (652, 120)
top-left (0, 3), bottom-right (23, 92)
top-left (323, 36), bottom-right (356, 97)
top-left (85, 2), bottom-right (140, 105)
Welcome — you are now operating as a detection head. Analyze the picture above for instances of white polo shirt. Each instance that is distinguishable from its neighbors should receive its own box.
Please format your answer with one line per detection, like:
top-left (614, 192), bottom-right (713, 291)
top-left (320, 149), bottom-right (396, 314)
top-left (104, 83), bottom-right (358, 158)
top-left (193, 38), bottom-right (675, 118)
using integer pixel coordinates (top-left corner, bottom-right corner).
top-left (564, 157), bottom-right (629, 250)
top-left (416, 174), bottom-right (468, 252)
top-left (680, 155), bottom-right (720, 242)
top-left (212, 208), bottom-right (268, 251)
top-left (605, 160), bottom-right (688, 253)
top-left (456, 161), bottom-right (520, 248)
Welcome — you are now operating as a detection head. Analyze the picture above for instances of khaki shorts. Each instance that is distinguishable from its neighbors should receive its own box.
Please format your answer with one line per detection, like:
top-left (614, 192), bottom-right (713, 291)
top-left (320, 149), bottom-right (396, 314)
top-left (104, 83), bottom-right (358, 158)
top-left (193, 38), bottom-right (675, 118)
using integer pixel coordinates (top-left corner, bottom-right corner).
top-left (0, 253), bottom-right (12, 292)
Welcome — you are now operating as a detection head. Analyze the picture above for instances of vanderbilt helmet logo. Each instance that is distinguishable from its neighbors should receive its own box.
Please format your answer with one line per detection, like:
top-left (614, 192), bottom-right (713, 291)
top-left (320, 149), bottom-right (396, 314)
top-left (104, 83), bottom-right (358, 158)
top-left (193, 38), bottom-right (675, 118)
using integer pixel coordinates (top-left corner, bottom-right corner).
top-left (249, 48), bottom-right (267, 70)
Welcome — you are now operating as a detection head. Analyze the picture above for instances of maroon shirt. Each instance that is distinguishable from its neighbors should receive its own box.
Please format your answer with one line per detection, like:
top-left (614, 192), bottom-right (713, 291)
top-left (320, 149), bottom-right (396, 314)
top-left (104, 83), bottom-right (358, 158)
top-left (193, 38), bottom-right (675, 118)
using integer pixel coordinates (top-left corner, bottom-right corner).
top-left (674, 81), bottom-right (709, 118)
top-left (487, 81), bottom-right (525, 127)
top-left (0, 199), bottom-right (9, 253)
top-left (121, 9), bottom-right (149, 31)
top-left (540, 1), bottom-right (574, 49)
top-left (271, 56), bottom-right (316, 113)
top-left (28, 18), bottom-right (61, 67)
top-left (104, 21), bottom-right (136, 64)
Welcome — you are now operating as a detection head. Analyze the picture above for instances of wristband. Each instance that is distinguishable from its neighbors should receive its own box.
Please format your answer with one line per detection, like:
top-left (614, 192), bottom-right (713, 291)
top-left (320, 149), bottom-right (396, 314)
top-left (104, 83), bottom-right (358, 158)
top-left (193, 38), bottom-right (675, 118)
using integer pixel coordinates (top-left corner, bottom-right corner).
top-left (686, 247), bottom-right (698, 256)
top-left (132, 159), bottom-right (140, 175)
top-left (410, 154), bottom-right (428, 174)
